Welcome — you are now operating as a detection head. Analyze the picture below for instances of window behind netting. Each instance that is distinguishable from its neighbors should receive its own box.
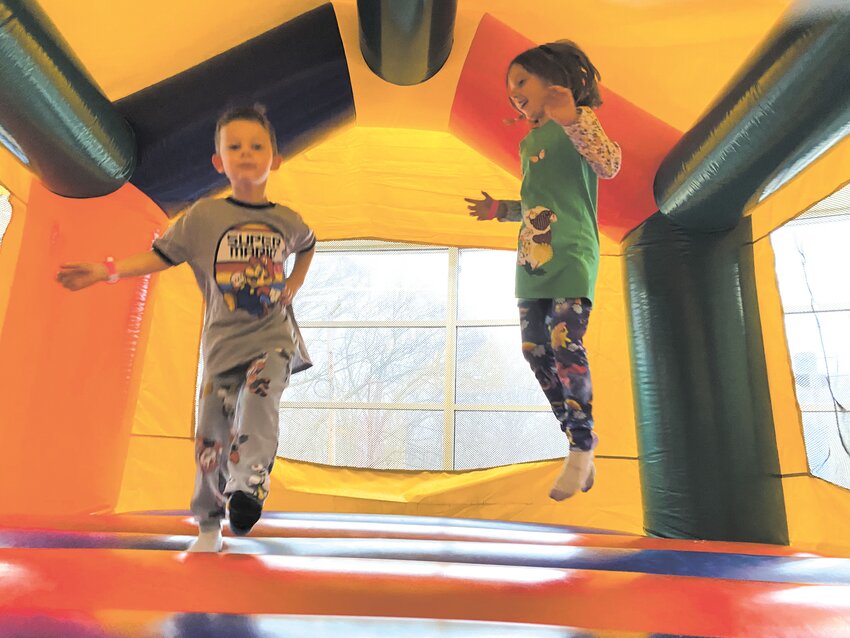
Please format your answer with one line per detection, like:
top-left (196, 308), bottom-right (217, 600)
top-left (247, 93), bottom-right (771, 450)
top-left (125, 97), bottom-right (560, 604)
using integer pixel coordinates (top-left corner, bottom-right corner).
top-left (0, 186), bottom-right (11, 247)
top-left (196, 240), bottom-right (565, 470)
top-left (770, 184), bottom-right (850, 489)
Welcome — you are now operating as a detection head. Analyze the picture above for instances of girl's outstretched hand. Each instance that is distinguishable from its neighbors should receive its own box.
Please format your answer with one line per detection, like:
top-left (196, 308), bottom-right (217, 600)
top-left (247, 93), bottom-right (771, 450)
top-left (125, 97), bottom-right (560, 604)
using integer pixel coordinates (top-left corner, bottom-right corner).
top-left (56, 262), bottom-right (107, 291)
top-left (544, 85), bottom-right (578, 126)
top-left (465, 191), bottom-right (497, 221)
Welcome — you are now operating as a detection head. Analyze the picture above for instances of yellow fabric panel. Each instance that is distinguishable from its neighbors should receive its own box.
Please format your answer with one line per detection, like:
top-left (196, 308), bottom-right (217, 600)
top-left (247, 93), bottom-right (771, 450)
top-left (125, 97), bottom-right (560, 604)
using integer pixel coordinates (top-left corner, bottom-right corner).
top-left (752, 238), bottom-right (808, 475)
top-left (750, 135), bottom-right (850, 239)
top-left (116, 435), bottom-right (643, 533)
top-left (37, 0), bottom-right (790, 133)
top-left (278, 457), bottom-right (643, 533)
top-left (131, 262), bottom-right (203, 438)
top-left (590, 255), bottom-right (637, 458)
top-left (0, 146), bottom-right (33, 203)
top-left (116, 436), bottom-right (196, 514)
top-left (270, 126), bottom-right (521, 249)
top-left (782, 476), bottom-right (850, 557)
top-left (269, 126), bottom-right (621, 252)
top-left (38, 0), bottom-right (325, 100)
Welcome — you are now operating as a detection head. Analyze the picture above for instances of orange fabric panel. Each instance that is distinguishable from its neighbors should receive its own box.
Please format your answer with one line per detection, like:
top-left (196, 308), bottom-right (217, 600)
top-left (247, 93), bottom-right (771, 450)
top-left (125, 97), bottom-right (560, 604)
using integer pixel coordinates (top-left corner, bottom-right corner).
top-left (449, 13), bottom-right (682, 241)
top-left (132, 261), bottom-right (203, 438)
top-left (0, 182), bottom-right (166, 515)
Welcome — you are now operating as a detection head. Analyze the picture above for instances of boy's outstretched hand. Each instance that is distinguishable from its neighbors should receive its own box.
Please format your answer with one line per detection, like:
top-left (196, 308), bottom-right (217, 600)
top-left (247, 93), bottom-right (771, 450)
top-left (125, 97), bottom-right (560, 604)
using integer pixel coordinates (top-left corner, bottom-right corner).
top-left (465, 191), bottom-right (498, 221)
top-left (56, 262), bottom-right (107, 291)
top-left (543, 85), bottom-right (578, 126)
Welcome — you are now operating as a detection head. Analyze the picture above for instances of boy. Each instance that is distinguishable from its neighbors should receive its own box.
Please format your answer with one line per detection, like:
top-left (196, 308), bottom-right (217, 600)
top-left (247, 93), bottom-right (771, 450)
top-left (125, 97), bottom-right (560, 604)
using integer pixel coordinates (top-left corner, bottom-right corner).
top-left (57, 106), bottom-right (316, 552)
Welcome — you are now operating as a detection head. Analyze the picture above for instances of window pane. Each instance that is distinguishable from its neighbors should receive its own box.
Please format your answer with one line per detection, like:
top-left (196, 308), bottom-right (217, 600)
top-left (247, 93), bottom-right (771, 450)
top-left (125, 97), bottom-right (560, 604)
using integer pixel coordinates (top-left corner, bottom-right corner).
top-left (294, 249), bottom-right (448, 321)
top-left (783, 312), bottom-right (850, 412)
top-left (197, 240), bottom-right (587, 471)
top-left (771, 216), bottom-right (850, 313)
top-left (454, 411), bottom-right (565, 470)
top-left (455, 326), bottom-right (549, 406)
top-left (287, 327), bottom-right (445, 404)
top-left (279, 407), bottom-right (443, 470)
top-left (457, 249), bottom-right (519, 321)
top-left (773, 200), bottom-right (850, 493)
top-left (0, 190), bottom-right (11, 248)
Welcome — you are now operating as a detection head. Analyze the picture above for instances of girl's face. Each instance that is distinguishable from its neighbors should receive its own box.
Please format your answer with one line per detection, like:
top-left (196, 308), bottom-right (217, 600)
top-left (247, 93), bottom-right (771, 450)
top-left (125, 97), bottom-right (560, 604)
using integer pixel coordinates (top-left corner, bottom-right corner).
top-left (507, 63), bottom-right (552, 126)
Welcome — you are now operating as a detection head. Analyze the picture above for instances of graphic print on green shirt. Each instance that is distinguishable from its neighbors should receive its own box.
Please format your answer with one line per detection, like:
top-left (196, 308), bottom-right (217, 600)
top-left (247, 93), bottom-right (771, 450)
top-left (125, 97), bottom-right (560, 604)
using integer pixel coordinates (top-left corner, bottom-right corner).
top-left (516, 119), bottom-right (600, 302)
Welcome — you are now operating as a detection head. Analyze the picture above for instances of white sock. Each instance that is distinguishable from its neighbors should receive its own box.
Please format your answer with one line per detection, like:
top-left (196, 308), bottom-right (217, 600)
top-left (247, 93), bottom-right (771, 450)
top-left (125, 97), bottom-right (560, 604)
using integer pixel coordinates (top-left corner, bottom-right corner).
top-left (188, 527), bottom-right (223, 553)
top-left (549, 449), bottom-right (595, 501)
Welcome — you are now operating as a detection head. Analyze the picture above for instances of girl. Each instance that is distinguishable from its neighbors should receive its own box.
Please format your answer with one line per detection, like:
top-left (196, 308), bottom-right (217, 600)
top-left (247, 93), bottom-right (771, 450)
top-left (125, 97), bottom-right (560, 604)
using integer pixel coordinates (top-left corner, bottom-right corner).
top-left (466, 40), bottom-right (621, 500)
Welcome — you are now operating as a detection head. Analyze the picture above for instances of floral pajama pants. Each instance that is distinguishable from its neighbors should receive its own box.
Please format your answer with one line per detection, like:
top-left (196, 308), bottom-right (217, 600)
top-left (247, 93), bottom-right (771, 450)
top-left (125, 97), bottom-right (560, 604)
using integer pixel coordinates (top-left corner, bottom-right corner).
top-left (518, 298), bottom-right (594, 452)
top-left (192, 350), bottom-right (291, 531)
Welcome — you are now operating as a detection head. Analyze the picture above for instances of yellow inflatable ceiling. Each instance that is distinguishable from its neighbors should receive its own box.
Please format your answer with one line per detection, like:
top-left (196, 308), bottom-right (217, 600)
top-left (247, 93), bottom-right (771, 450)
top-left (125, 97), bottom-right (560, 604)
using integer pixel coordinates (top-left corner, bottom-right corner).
top-left (31, 0), bottom-right (802, 249)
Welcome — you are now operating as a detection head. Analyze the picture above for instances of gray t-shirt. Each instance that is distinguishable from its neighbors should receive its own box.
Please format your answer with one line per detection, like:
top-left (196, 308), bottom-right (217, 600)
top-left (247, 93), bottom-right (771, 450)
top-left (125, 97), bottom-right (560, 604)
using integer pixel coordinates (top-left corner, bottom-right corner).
top-left (153, 197), bottom-right (316, 378)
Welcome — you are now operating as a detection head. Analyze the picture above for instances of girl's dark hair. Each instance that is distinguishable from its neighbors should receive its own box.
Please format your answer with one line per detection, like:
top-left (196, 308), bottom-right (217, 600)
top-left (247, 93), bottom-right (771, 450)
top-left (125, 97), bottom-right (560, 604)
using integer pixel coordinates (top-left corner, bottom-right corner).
top-left (214, 104), bottom-right (277, 152)
top-left (509, 40), bottom-right (602, 109)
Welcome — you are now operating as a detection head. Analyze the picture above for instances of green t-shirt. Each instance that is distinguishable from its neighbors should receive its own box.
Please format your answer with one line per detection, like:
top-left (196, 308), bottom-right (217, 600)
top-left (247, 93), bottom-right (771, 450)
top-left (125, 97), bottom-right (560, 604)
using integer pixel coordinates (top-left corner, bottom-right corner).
top-left (515, 119), bottom-right (600, 302)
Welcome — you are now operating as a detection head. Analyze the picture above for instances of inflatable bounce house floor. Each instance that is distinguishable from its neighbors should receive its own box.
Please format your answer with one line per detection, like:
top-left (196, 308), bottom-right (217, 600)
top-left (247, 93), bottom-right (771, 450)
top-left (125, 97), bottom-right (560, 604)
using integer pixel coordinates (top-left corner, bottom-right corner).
top-left (1, 512), bottom-right (848, 637)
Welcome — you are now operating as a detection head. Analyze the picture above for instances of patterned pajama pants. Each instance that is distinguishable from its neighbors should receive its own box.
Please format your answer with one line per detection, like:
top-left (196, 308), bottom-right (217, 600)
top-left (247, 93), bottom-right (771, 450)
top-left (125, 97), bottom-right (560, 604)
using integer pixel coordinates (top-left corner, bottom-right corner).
top-left (192, 350), bottom-right (291, 531)
top-left (518, 298), bottom-right (594, 452)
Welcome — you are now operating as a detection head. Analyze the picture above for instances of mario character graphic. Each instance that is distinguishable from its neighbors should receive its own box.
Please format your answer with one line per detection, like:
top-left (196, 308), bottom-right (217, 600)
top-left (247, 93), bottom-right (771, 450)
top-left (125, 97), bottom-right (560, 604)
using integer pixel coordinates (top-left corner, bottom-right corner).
top-left (519, 206), bottom-right (557, 272)
top-left (217, 223), bottom-right (286, 318)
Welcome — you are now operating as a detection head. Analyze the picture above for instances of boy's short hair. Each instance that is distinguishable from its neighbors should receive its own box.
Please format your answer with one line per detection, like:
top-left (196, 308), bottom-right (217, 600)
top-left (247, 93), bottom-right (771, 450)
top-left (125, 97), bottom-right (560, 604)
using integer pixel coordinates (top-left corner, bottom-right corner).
top-left (214, 104), bottom-right (278, 153)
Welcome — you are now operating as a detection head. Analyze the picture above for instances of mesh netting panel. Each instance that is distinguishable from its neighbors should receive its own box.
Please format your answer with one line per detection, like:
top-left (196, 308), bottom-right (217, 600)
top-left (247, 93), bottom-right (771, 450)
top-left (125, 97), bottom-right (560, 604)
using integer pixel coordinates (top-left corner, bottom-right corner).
top-left (278, 407), bottom-right (444, 470)
top-left (455, 326), bottom-right (548, 406)
top-left (193, 240), bottom-right (573, 471)
top-left (0, 191), bottom-right (11, 247)
top-left (802, 412), bottom-right (850, 490)
top-left (454, 411), bottom-right (565, 470)
top-left (295, 247), bottom-right (448, 322)
top-left (772, 186), bottom-right (850, 490)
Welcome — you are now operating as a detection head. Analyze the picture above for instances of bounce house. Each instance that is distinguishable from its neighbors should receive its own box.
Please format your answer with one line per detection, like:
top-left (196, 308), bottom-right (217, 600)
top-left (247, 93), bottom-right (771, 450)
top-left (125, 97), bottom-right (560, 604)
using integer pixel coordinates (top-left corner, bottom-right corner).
top-left (1, 0), bottom-right (850, 635)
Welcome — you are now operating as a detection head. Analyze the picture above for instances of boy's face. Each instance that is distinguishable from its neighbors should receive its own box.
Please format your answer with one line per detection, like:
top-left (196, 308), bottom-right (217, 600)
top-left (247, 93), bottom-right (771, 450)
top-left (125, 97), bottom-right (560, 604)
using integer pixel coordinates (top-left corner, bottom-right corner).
top-left (212, 119), bottom-right (281, 188)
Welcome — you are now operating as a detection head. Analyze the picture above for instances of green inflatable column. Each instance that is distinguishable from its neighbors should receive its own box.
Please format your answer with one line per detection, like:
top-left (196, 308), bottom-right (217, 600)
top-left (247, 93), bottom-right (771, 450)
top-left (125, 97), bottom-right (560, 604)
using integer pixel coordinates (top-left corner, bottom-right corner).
top-left (624, 212), bottom-right (788, 544)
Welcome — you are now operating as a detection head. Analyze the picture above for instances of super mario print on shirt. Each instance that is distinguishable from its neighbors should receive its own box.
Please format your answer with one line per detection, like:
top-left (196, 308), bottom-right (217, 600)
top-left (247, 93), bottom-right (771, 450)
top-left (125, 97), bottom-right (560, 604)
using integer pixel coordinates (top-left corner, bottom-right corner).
top-left (216, 223), bottom-right (286, 318)
top-left (152, 197), bottom-right (316, 377)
